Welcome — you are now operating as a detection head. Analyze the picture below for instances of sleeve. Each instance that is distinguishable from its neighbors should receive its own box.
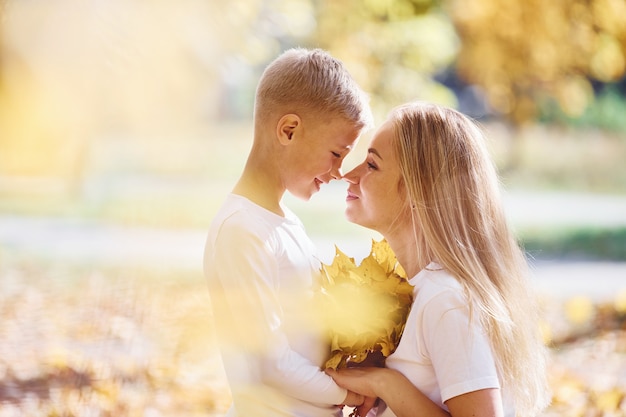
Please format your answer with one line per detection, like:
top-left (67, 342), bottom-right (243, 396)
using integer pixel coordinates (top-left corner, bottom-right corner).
top-left (209, 216), bottom-right (347, 405)
top-left (421, 289), bottom-right (501, 403)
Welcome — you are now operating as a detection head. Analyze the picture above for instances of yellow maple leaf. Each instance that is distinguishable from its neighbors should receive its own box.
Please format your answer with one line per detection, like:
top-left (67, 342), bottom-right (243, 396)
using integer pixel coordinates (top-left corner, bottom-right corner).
top-left (356, 254), bottom-right (389, 282)
top-left (371, 239), bottom-right (398, 274)
top-left (318, 239), bottom-right (413, 370)
top-left (326, 352), bottom-right (343, 370)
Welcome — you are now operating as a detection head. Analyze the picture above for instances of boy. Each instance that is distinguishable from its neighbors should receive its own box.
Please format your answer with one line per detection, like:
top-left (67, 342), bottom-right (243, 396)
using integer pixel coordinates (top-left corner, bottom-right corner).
top-left (203, 48), bottom-right (373, 416)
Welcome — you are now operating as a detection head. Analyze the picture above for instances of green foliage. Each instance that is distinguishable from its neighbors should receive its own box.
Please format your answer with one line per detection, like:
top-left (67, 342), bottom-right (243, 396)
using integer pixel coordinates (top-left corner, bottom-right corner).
top-left (489, 121), bottom-right (626, 194)
top-left (539, 83), bottom-right (626, 133)
top-left (522, 226), bottom-right (626, 261)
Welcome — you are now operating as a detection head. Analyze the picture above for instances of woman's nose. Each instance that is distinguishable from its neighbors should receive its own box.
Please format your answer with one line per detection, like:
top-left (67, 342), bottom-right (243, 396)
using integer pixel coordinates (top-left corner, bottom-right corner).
top-left (342, 167), bottom-right (359, 184)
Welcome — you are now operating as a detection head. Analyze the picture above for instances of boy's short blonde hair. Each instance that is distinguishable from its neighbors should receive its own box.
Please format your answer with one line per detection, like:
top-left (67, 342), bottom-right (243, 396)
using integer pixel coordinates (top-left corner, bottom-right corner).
top-left (254, 48), bottom-right (373, 131)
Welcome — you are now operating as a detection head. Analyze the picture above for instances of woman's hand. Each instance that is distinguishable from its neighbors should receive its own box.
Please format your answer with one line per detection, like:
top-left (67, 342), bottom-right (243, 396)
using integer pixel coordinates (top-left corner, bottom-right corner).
top-left (329, 367), bottom-right (451, 417)
top-left (329, 368), bottom-right (382, 416)
top-left (326, 367), bottom-right (383, 398)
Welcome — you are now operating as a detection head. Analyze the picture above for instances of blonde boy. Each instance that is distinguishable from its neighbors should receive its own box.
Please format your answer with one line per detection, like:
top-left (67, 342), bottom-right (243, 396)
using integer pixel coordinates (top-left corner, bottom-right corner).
top-left (204, 48), bottom-right (373, 416)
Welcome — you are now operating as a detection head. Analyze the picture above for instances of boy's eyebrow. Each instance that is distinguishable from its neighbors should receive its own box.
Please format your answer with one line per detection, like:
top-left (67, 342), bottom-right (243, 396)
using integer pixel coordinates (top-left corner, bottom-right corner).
top-left (368, 148), bottom-right (383, 160)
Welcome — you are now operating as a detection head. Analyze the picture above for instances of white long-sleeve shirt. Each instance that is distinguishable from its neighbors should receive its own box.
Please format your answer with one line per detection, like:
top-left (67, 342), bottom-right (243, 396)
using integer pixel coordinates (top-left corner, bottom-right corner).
top-left (204, 194), bottom-right (346, 417)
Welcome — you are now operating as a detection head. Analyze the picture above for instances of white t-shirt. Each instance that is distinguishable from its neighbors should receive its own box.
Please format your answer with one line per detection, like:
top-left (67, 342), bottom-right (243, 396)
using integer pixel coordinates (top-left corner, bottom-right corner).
top-left (377, 263), bottom-right (514, 417)
top-left (204, 194), bottom-right (346, 417)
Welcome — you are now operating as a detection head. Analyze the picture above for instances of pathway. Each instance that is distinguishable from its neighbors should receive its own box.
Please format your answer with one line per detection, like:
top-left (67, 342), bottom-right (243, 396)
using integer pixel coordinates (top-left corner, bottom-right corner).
top-left (1, 190), bottom-right (625, 302)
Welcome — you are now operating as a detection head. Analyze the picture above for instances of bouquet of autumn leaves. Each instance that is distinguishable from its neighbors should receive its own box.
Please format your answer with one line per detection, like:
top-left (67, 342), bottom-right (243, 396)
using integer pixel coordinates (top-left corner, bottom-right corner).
top-left (317, 239), bottom-right (414, 370)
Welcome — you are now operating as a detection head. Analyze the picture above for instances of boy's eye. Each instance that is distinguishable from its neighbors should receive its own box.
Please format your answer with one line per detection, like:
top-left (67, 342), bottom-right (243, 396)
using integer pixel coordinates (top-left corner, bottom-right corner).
top-left (331, 152), bottom-right (341, 158)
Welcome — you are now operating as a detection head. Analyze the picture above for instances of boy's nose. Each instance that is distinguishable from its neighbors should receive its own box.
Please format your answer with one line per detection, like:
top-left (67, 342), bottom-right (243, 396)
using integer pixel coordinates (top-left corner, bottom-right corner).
top-left (330, 166), bottom-right (342, 180)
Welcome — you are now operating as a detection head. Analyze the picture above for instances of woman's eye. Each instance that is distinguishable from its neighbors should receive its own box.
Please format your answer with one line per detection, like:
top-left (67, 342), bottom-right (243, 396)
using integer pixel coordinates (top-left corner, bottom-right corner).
top-left (367, 161), bottom-right (377, 170)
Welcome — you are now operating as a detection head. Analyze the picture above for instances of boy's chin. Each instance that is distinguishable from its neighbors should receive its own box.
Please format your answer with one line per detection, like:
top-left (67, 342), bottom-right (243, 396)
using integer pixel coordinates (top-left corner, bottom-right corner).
top-left (288, 183), bottom-right (321, 201)
top-left (289, 189), bottom-right (315, 201)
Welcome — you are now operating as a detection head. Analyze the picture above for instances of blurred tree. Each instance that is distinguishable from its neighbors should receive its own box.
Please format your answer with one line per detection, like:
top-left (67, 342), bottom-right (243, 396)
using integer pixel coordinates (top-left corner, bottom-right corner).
top-left (448, 0), bottom-right (626, 125)
top-left (312, 0), bottom-right (459, 119)
top-left (0, 0), bottom-right (256, 198)
top-left (213, 0), bottom-right (319, 118)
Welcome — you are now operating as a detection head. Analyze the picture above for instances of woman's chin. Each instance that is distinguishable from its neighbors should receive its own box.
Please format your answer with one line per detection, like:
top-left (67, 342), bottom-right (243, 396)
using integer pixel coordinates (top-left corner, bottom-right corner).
top-left (344, 211), bottom-right (367, 229)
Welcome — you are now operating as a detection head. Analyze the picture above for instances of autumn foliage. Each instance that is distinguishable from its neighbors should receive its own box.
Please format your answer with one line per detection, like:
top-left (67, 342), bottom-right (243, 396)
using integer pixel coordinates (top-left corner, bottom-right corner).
top-left (451, 0), bottom-right (626, 124)
top-left (317, 240), bottom-right (413, 369)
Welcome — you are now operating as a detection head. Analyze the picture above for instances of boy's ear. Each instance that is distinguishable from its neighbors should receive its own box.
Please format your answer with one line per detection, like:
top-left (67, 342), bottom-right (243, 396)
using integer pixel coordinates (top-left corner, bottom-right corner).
top-left (276, 114), bottom-right (301, 145)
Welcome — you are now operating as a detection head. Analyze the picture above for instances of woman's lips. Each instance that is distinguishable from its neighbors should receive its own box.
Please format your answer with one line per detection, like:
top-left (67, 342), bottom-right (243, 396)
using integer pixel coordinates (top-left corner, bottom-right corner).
top-left (346, 190), bottom-right (359, 201)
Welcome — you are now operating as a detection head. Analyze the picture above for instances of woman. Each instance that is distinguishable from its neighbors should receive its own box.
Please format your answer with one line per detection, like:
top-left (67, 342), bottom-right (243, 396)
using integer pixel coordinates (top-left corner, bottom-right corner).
top-left (326, 102), bottom-right (550, 417)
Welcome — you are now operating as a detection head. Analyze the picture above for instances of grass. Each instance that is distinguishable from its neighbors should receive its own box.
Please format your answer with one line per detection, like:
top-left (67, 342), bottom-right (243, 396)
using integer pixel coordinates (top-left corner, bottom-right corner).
top-left (484, 121), bottom-right (626, 194)
top-left (522, 226), bottom-right (626, 261)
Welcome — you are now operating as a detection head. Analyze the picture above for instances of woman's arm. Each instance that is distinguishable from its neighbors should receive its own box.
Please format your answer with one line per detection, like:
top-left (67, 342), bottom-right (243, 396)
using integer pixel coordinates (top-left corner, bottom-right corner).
top-left (326, 367), bottom-right (450, 417)
top-left (445, 388), bottom-right (503, 417)
top-left (327, 367), bottom-right (504, 417)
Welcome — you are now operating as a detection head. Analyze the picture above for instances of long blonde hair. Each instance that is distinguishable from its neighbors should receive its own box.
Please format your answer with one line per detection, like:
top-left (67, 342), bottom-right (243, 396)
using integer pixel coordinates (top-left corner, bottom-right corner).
top-left (390, 101), bottom-right (550, 416)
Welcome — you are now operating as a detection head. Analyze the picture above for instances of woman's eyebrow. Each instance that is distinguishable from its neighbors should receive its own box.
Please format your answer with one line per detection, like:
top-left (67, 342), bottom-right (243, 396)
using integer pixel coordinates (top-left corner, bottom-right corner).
top-left (368, 148), bottom-right (383, 160)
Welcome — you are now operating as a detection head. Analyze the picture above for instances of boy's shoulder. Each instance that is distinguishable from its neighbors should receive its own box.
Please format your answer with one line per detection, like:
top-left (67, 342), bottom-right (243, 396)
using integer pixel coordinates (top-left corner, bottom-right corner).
top-left (209, 194), bottom-right (297, 241)
top-left (211, 194), bottom-right (267, 231)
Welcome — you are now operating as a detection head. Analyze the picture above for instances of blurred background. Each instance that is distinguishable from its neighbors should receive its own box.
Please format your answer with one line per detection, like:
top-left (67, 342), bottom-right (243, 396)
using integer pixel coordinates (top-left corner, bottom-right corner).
top-left (1, 0), bottom-right (625, 415)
